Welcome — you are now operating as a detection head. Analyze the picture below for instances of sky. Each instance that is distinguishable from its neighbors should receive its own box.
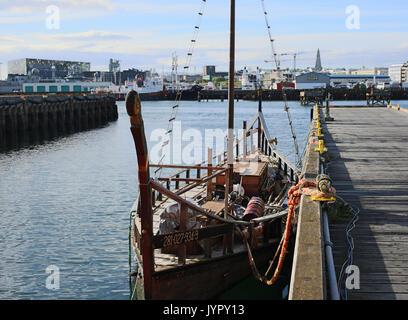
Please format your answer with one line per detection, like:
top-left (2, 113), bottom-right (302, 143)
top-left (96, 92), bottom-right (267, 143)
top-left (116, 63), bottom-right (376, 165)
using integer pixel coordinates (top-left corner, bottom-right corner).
top-left (0, 0), bottom-right (407, 79)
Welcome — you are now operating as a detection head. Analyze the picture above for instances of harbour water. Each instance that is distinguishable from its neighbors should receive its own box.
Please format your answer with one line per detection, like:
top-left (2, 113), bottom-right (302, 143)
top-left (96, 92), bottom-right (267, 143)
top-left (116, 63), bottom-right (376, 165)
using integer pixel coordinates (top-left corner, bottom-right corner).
top-left (0, 99), bottom-right (406, 299)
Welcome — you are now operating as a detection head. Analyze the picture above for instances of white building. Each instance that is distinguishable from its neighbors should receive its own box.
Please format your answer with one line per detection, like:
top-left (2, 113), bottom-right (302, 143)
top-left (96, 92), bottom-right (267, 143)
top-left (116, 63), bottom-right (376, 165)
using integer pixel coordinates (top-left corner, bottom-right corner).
top-left (389, 63), bottom-right (408, 84)
top-left (350, 67), bottom-right (388, 76)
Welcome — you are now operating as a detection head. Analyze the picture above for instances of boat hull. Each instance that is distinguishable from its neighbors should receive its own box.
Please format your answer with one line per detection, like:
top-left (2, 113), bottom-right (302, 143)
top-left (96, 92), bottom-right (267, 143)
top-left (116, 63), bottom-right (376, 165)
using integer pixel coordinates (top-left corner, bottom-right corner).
top-left (132, 240), bottom-right (279, 300)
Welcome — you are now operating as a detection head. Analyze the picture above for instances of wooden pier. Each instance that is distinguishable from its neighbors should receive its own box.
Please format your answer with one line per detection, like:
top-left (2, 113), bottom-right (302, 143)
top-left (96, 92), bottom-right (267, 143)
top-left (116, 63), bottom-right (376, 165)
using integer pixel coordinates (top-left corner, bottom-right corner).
top-left (196, 88), bottom-right (408, 102)
top-left (0, 94), bottom-right (118, 152)
top-left (321, 105), bottom-right (408, 299)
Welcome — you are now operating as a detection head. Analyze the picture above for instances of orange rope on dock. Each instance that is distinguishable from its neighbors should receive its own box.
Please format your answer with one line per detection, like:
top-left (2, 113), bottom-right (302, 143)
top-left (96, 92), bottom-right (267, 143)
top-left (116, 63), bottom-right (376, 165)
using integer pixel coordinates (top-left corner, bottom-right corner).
top-left (263, 179), bottom-right (302, 285)
top-left (240, 177), bottom-right (336, 286)
top-left (244, 178), bottom-right (336, 286)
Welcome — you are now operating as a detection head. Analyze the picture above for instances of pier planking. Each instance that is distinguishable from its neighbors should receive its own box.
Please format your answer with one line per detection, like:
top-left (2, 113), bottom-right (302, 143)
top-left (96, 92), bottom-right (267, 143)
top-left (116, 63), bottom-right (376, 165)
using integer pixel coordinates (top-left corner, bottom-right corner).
top-left (323, 107), bottom-right (408, 300)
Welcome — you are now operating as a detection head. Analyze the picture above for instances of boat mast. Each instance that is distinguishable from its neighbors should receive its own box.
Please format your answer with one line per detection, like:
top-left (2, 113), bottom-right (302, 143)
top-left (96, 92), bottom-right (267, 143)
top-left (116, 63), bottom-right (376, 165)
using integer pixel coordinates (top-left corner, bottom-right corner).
top-left (225, 0), bottom-right (235, 218)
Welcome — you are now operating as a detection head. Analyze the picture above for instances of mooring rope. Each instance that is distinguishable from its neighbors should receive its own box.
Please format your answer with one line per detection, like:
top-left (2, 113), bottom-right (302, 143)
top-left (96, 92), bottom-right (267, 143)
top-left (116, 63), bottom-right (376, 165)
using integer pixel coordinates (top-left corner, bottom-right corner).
top-left (128, 208), bottom-right (137, 300)
top-left (334, 195), bottom-right (360, 300)
top-left (243, 178), bottom-right (336, 286)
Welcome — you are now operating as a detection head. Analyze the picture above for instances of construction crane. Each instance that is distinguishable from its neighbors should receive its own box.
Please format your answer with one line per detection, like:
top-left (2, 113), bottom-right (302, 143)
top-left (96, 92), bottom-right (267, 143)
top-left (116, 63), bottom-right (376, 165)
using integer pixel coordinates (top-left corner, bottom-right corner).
top-left (269, 54), bottom-right (314, 80)
top-left (268, 52), bottom-right (305, 72)
top-left (264, 53), bottom-right (291, 81)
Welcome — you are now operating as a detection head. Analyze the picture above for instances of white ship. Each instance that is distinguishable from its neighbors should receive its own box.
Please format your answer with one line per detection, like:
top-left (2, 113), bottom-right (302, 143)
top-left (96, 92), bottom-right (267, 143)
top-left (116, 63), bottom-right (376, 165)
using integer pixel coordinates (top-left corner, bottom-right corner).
top-left (108, 74), bottom-right (164, 96)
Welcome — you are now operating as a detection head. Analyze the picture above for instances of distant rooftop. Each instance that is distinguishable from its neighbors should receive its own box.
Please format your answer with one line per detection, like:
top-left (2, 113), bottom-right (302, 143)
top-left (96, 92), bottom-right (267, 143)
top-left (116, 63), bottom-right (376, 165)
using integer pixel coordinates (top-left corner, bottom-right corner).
top-left (330, 74), bottom-right (390, 79)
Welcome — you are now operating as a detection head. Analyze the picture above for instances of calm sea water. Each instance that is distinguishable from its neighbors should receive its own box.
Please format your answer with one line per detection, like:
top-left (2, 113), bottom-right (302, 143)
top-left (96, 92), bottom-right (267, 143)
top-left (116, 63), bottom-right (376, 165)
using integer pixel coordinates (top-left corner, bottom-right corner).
top-left (0, 99), bottom-right (406, 299)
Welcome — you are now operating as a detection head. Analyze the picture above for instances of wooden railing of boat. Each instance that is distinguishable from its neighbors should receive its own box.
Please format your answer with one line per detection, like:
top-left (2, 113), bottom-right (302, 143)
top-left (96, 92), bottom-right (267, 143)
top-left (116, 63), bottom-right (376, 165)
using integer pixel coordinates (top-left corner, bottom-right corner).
top-left (127, 90), bottom-right (301, 299)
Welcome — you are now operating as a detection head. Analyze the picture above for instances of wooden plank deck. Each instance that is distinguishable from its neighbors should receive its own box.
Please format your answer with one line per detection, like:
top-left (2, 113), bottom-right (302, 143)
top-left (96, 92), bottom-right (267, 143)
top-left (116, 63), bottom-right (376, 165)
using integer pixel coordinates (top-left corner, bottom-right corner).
top-left (323, 107), bottom-right (408, 300)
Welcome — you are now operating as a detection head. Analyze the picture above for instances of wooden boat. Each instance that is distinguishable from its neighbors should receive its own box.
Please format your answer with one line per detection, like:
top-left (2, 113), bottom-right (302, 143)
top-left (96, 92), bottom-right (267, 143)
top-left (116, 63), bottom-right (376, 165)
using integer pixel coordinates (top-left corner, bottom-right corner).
top-left (127, 0), bottom-right (301, 300)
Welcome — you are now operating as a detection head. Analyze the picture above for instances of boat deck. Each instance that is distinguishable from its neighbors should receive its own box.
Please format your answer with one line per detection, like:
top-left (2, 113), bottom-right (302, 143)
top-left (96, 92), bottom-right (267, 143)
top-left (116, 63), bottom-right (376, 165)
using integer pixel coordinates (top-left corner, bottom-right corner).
top-left (131, 153), bottom-right (282, 272)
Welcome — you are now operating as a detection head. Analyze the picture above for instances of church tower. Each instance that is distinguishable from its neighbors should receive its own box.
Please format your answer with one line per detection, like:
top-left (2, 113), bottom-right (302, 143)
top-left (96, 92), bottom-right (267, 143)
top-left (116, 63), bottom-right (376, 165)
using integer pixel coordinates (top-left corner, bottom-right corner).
top-left (315, 48), bottom-right (322, 71)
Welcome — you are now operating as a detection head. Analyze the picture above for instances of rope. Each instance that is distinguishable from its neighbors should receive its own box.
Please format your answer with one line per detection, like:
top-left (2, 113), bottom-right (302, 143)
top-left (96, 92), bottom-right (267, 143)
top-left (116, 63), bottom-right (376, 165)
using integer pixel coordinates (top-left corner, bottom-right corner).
top-left (243, 178), bottom-right (336, 286)
top-left (129, 209), bottom-right (137, 299)
top-left (335, 195), bottom-right (360, 300)
top-left (154, 0), bottom-right (208, 182)
top-left (259, 0), bottom-right (302, 167)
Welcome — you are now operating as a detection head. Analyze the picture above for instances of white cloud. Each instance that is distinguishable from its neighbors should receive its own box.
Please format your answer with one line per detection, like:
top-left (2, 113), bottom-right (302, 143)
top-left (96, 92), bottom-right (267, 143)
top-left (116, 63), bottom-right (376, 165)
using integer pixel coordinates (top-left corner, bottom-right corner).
top-left (0, 0), bottom-right (116, 24)
top-left (1, 28), bottom-right (407, 71)
top-left (0, 0), bottom-right (116, 11)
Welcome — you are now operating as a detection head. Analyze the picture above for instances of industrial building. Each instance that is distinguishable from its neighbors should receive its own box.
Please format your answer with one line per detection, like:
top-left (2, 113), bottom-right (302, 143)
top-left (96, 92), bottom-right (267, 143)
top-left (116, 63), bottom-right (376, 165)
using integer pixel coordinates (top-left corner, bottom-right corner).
top-left (295, 72), bottom-right (330, 90)
top-left (8, 58), bottom-right (90, 79)
top-left (295, 71), bottom-right (391, 89)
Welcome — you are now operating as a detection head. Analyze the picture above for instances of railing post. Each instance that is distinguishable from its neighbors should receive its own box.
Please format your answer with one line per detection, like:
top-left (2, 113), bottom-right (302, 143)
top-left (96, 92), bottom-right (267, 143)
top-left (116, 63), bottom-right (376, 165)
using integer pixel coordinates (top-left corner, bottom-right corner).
top-left (243, 121), bottom-right (247, 160)
top-left (264, 133), bottom-right (268, 154)
top-left (257, 116), bottom-right (261, 150)
top-left (197, 164), bottom-right (201, 178)
top-left (207, 148), bottom-right (213, 201)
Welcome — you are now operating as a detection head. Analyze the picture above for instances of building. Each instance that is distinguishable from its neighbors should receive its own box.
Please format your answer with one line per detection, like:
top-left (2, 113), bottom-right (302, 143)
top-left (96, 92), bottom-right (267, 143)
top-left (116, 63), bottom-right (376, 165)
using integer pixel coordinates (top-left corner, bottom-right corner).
top-left (203, 65), bottom-right (216, 77)
top-left (0, 74), bottom-right (32, 93)
top-left (8, 58), bottom-right (90, 79)
top-left (120, 69), bottom-right (145, 84)
top-left (348, 67), bottom-right (388, 76)
top-left (314, 49), bottom-right (322, 71)
top-left (330, 74), bottom-right (391, 87)
top-left (22, 81), bottom-right (111, 93)
top-left (109, 59), bottom-right (120, 73)
top-left (295, 72), bottom-right (330, 90)
top-left (389, 62), bottom-right (408, 84)
top-left (202, 65), bottom-right (228, 81)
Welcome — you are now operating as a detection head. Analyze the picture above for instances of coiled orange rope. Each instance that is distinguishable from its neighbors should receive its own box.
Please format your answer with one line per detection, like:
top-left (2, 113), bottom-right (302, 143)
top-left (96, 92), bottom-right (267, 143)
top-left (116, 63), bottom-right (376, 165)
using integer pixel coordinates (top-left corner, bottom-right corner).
top-left (263, 178), bottom-right (335, 285)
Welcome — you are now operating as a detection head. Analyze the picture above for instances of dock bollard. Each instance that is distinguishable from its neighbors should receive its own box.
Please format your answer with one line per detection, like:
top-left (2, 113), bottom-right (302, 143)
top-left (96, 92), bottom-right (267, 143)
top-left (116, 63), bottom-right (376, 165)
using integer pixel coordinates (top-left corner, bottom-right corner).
top-left (317, 125), bottom-right (323, 137)
top-left (315, 139), bottom-right (327, 153)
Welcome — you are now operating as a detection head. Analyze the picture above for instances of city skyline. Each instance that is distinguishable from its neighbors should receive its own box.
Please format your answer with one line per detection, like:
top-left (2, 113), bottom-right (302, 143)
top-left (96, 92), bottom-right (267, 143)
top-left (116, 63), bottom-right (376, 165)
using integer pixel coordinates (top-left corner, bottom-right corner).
top-left (1, 0), bottom-right (408, 79)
